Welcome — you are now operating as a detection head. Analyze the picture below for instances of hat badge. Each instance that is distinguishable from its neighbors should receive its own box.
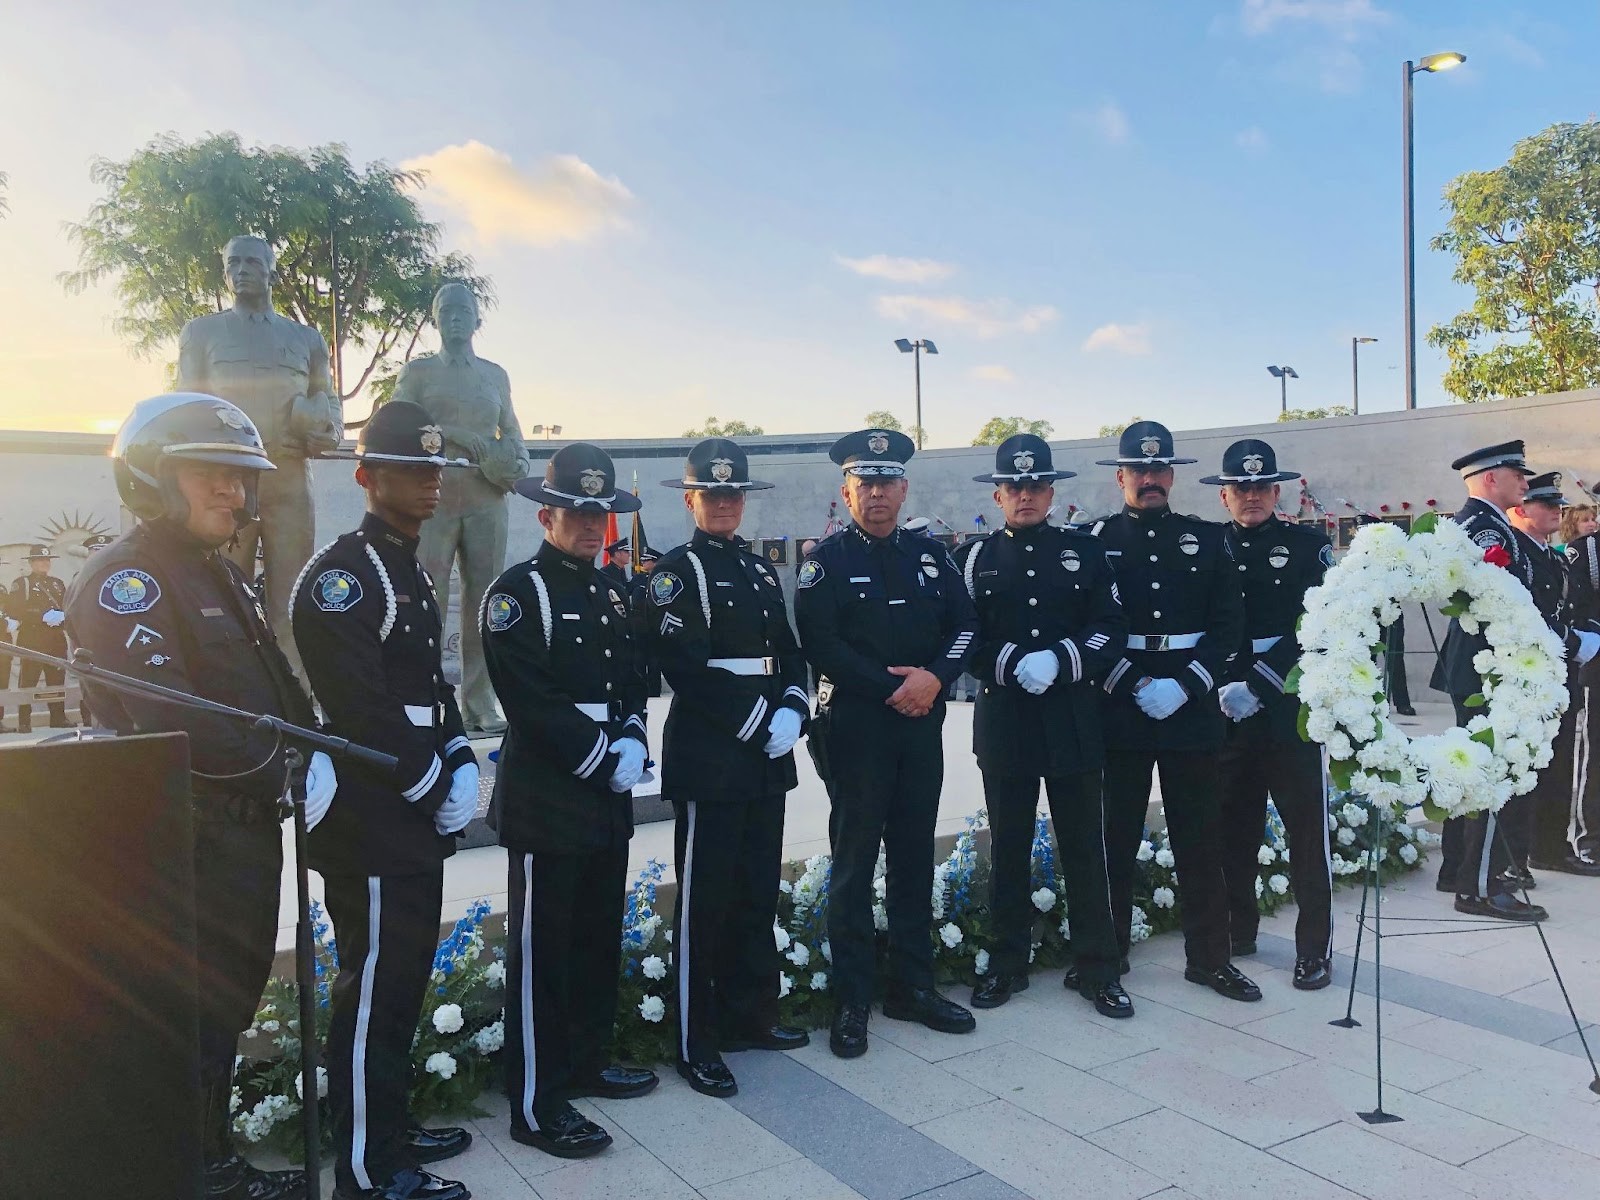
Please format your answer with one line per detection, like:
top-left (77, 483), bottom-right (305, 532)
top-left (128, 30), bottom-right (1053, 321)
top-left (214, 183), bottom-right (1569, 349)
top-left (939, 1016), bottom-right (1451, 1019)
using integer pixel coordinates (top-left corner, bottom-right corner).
top-left (213, 404), bottom-right (248, 430)
top-left (1552, 472), bottom-right (1563, 487)
top-left (579, 467), bottom-right (607, 496)
top-left (419, 424), bottom-right (444, 455)
top-left (709, 457), bottom-right (735, 483)
top-left (1012, 450), bottom-right (1035, 473)
top-left (1140, 436), bottom-right (1162, 457)
top-left (1241, 453), bottom-right (1265, 476)
top-left (867, 431), bottom-right (890, 455)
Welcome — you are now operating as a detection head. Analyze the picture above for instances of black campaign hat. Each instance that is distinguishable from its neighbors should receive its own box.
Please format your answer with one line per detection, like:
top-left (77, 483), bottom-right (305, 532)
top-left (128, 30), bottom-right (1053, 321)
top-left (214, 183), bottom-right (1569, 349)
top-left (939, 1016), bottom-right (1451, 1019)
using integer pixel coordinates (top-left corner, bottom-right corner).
top-left (1522, 471), bottom-right (1569, 505)
top-left (83, 534), bottom-right (115, 552)
top-left (830, 428), bottom-right (916, 477)
top-left (1198, 438), bottom-right (1301, 486)
top-left (1450, 440), bottom-right (1534, 479)
top-left (514, 442), bottom-right (642, 512)
top-left (973, 433), bottom-right (1075, 484)
top-left (23, 543), bottom-right (57, 560)
top-left (356, 400), bottom-right (470, 467)
top-left (662, 437), bottom-right (774, 491)
top-left (1094, 420), bottom-right (1197, 467)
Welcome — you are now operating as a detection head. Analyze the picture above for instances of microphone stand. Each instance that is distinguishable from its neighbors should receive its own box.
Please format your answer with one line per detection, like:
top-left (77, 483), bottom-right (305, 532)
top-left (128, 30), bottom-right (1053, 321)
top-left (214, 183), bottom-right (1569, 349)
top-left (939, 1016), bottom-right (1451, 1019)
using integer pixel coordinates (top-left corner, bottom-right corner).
top-left (8, 643), bottom-right (397, 1198)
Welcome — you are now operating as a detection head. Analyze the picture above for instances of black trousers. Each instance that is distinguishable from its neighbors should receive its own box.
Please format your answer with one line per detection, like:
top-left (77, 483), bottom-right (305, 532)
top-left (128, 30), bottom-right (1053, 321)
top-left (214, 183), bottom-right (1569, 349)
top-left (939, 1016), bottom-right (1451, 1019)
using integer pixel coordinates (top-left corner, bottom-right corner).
top-left (1536, 682), bottom-right (1598, 860)
top-left (193, 816), bottom-right (285, 1162)
top-left (16, 650), bottom-right (66, 728)
top-left (1217, 724), bottom-right (1334, 961)
top-left (823, 700), bottom-right (945, 1004)
top-left (504, 845), bottom-right (626, 1131)
top-left (983, 770), bottom-right (1120, 985)
top-left (1384, 614), bottom-right (1411, 710)
top-left (673, 794), bottom-right (786, 1062)
top-left (1438, 699), bottom-right (1514, 897)
top-left (1104, 749), bottom-right (1232, 970)
top-left (323, 868), bottom-right (444, 1193)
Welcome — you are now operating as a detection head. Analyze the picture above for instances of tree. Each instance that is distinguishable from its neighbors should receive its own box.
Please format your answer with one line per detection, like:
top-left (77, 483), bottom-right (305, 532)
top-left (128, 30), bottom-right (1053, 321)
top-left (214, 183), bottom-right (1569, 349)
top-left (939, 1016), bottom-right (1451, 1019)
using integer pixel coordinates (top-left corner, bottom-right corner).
top-left (972, 416), bottom-right (1054, 446)
top-left (1427, 120), bottom-right (1600, 402)
top-left (863, 410), bottom-right (925, 445)
top-left (682, 416), bottom-right (766, 438)
top-left (60, 132), bottom-right (492, 408)
top-left (1097, 417), bottom-right (1141, 439)
top-left (1279, 406), bottom-right (1353, 422)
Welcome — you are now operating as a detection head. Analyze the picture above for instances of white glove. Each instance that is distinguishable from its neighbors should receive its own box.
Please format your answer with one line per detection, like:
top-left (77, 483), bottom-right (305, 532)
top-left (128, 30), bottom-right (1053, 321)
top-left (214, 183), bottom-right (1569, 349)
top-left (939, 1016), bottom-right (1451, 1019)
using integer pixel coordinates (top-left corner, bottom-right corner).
top-left (5, 618), bottom-right (17, 636)
top-left (764, 707), bottom-right (803, 758)
top-left (303, 751), bottom-right (337, 832)
top-left (1135, 677), bottom-right (1189, 720)
top-left (1576, 630), bottom-right (1600, 667)
top-left (434, 762), bottom-right (479, 834)
top-left (609, 738), bottom-right (647, 793)
top-left (42, 609), bottom-right (65, 628)
top-left (1014, 649), bottom-right (1061, 695)
top-left (1218, 681), bottom-right (1262, 722)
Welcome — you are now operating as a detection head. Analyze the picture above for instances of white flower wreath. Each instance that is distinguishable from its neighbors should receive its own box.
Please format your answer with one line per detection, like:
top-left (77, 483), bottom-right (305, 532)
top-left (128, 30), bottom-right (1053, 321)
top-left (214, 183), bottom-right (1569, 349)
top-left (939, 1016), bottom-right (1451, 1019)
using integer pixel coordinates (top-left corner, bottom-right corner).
top-left (1292, 516), bottom-right (1569, 821)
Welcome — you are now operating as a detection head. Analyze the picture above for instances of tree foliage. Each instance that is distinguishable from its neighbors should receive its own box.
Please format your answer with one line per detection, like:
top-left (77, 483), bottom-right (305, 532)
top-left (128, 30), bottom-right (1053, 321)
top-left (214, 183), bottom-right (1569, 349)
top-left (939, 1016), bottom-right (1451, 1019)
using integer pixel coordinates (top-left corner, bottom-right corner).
top-left (60, 132), bottom-right (492, 405)
top-left (1279, 405), bottom-right (1353, 422)
top-left (681, 416), bottom-right (766, 438)
top-left (1427, 121), bottom-right (1600, 402)
top-left (972, 416), bottom-right (1054, 446)
top-left (863, 409), bottom-right (925, 445)
top-left (1097, 417), bottom-right (1141, 439)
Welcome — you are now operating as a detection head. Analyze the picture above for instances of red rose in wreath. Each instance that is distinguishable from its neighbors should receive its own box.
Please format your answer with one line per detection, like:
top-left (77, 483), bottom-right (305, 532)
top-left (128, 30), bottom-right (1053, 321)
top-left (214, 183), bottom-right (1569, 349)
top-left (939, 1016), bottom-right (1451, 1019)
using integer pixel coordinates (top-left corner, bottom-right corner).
top-left (1483, 544), bottom-right (1512, 569)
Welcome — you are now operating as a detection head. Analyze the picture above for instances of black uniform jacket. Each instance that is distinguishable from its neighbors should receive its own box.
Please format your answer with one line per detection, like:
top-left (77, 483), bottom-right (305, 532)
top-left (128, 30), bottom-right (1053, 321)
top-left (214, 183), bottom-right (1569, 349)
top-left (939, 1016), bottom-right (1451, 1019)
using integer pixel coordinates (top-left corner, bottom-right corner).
top-left (10, 572), bottom-right (67, 652)
top-left (793, 523), bottom-right (978, 709)
top-left (1430, 499), bottom-right (1535, 701)
top-left (292, 514), bottom-right (474, 875)
top-left (65, 521), bottom-right (315, 807)
top-left (1565, 532), bottom-right (1600, 630)
top-left (1089, 505), bottom-right (1245, 752)
top-left (1223, 516), bottom-right (1333, 742)
top-left (481, 540), bottom-right (648, 855)
top-left (955, 523), bottom-right (1126, 775)
top-left (646, 528), bottom-right (808, 801)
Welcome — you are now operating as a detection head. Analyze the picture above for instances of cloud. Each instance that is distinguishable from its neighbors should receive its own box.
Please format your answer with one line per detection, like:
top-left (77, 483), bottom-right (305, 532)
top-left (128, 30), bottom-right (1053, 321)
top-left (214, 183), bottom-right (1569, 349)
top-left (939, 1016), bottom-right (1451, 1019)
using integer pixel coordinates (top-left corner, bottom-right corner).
top-left (970, 365), bottom-right (1016, 383)
top-left (1239, 0), bottom-right (1390, 39)
top-left (875, 295), bottom-right (1058, 339)
top-left (1074, 101), bottom-right (1131, 145)
top-left (1082, 322), bottom-right (1153, 356)
top-left (401, 141), bottom-right (632, 247)
top-left (1235, 126), bottom-right (1270, 153)
top-left (836, 254), bottom-right (955, 284)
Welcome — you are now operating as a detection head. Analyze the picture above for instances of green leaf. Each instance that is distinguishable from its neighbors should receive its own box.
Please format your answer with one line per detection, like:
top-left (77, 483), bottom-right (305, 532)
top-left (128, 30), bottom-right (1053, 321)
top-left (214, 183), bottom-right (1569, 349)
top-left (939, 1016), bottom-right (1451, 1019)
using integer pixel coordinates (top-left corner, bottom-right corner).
top-left (1470, 726), bottom-right (1495, 748)
top-left (1328, 756), bottom-right (1355, 792)
top-left (1283, 664), bottom-right (1303, 695)
top-left (1464, 692), bottom-right (1486, 708)
top-left (1422, 799), bottom-right (1450, 824)
top-left (1297, 703), bottom-right (1312, 744)
top-left (1410, 511), bottom-right (1440, 536)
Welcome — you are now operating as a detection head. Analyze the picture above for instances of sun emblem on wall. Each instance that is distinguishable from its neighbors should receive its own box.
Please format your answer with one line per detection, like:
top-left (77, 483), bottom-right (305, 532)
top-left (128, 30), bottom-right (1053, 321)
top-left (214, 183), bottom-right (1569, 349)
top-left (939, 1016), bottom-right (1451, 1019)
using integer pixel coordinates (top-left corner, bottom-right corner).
top-left (36, 510), bottom-right (115, 560)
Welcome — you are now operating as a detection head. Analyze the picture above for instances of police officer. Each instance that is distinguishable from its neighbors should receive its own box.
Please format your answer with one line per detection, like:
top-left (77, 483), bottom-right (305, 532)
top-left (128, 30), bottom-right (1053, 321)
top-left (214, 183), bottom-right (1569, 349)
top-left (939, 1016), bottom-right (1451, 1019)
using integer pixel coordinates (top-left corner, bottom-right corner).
top-left (65, 392), bottom-right (318, 1200)
top-left (956, 435), bottom-right (1132, 1017)
top-left (76, 534), bottom-right (116, 727)
top-left (1090, 421), bottom-right (1259, 1001)
top-left (481, 443), bottom-right (657, 1160)
top-left (10, 543), bottom-right (70, 731)
top-left (1553, 520), bottom-right (1600, 873)
top-left (1203, 440), bottom-right (1335, 990)
top-left (291, 401), bottom-right (479, 1200)
top-left (648, 438), bottom-right (812, 1097)
top-left (795, 428), bottom-right (979, 1058)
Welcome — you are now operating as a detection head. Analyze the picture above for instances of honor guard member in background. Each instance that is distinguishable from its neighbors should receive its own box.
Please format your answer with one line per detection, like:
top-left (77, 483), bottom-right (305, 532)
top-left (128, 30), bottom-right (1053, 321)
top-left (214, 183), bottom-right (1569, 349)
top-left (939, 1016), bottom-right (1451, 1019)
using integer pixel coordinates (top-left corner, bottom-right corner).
top-left (1204, 440), bottom-right (1335, 990)
top-left (956, 435), bottom-right (1133, 1017)
top-left (650, 438), bottom-right (812, 1098)
top-left (66, 393), bottom-right (321, 1200)
top-left (795, 428), bottom-right (980, 1059)
top-left (482, 443), bottom-right (657, 1160)
top-left (1090, 421), bottom-right (1259, 1001)
top-left (76, 533), bottom-right (116, 726)
top-left (1554, 518), bottom-right (1600, 873)
top-left (291, 401), bottom-right (479, 1200)
top-left (10, 543), bottom-right (71, 731)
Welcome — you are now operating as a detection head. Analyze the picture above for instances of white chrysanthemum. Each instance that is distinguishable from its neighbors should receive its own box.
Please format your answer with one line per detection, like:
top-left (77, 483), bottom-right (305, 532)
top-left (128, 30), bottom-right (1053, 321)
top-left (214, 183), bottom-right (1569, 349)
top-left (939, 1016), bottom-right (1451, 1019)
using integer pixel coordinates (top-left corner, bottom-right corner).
top-left (641, 955), bottom-right (666, 981)
top-left (1031, 887), bottom-right (1057, 913)
top-left (974, 949), bottom-right (991, 976)
top-left (1151, 886), bottom-right (1175, 909)
top-left (1154, 848), bottom-right (1175, 869)
top-left (294, 1067), bottom-right (330, 1100)
top-left (939, 922), bottom-right (964, 948)
top-left (1268, 874), bottom-right (1289, 895)
top-left (639, 995), bottom-right (665, 1022)
top-left (773, 925), bottom-right (791, 952)
top-left (471, 1020), bottom-right (505, 1055)
top-left (485, 960), bottom-right (506, 987)
top-left (778, 972), bottom-right (794, 998)
top-left (425, 1051), bottom-right (458, 1079)
top-left (1135, 841), bottom-right (1155, 863)
top-left (432, 1004), bottom-right (464, 1035)
top-left (1257, 845), bottom-right (1276, 866)
top-left (810, 971), bottom-right (829, 991)
top-left (787, 942), bottom-right (811, 968)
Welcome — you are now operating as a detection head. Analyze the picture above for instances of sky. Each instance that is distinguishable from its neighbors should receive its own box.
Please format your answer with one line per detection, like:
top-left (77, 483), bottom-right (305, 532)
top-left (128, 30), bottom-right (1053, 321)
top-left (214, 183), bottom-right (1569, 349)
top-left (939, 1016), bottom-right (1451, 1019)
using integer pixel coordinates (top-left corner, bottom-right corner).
top-left (0, 0), bottom-right (1592, 445)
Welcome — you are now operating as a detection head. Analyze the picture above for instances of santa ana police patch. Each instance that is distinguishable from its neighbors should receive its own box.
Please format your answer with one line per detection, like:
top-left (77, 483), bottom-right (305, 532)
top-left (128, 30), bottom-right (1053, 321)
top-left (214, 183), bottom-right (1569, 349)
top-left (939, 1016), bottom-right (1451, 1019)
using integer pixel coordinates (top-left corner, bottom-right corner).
top-left (486, 593), bottom-right (521, 632)
top-left (1320, 544), bottom-right (1336, 567)
top-left (98, 569), bottom-right (161, 615)
top-left (314, 569), bottom-right (362, 612)
top-left (651, 570), bottom-right (684, 607)
top-left (920, 551), bottom-right (939, 579)
top-left (797, 560), bottom-right (824, 589)
top-left (1060, 548), bottom-right (1081, 572)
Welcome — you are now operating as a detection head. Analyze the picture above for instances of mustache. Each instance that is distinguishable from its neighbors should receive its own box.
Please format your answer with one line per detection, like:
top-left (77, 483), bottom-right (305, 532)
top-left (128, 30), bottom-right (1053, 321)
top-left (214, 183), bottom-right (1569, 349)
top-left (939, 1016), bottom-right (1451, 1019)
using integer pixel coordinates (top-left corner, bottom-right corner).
top-left (1138, 485), bottom-right (1168, 497)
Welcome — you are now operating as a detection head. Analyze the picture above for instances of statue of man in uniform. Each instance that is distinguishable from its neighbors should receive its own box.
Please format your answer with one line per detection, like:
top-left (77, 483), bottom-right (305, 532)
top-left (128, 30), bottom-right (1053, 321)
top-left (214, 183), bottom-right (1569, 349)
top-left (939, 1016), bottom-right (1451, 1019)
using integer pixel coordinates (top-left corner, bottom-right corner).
top-left (176, 234), bottom-right (338, 676)
top-left (389, 282), bottom-right (529, 732)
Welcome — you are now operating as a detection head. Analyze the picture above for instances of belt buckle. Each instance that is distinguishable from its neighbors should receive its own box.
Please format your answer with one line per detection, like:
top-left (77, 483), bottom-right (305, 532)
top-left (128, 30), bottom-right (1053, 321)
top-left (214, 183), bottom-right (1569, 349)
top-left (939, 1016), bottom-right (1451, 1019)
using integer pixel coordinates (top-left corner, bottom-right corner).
top-left (1153, 634), bottom-right (1171, 652)
top-left (762, 656), bottom-right (776, 675)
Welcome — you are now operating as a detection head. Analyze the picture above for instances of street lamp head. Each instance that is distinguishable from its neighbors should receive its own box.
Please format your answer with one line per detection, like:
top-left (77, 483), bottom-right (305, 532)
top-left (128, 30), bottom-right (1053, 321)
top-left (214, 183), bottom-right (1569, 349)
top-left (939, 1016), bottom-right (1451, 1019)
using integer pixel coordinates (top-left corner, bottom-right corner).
top-left (922, 340), bottom-right (938, 355)
top-left (550, 425), bottom-right (563, 436)
top-left (894, 338), bottom-right (914, 353)
top-left (1284, 366), bottom-right (1299, 379)
top-left (1267, 365), bottom-right (1284, 378)
top-left (1417, 51), bottom-right (1466, 73)
top-left (1356, 336), bottom-right (1379, 344)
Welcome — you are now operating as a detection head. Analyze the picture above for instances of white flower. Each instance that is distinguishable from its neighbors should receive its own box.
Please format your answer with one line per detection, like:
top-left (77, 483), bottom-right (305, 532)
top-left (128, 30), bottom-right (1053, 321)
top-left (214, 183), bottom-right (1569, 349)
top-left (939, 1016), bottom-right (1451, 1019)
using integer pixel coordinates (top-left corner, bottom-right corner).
top-left (1130, 906), bottom-right (1152, 942)
top-left (294, 1067), bottom-right (329, 1100)
top-left (470, 1020), bottom-right (505, 1055)
top-left (1030, 887), bottom-right (1057, 913)
top-left (259, 1019), bottom-right (280, 1034)
top-left (1398, 842), bottom-right (1419, 864)
top-left (641, 955), bottom-right (667, 981)
top-left (773, 924), bottom-right (792, 952)
top-left (778, 972), bottom-right (794, 998)
top-left (1135, 841), bottom-right (1155, 863)
top-left (1268, 874), bottom-right (1289, 895)
top-left (1257, 845), bottom-right (1276, 866)
top-left (1151, 886), bottom-right (1176, 909)
top-left (809, 971), bottom-right (829, 991)
top-left (1058, 915), bottom-right (1071, 940)
top-left (1340, 802), bottom-right (1368, 828)
top-left (1255, 875), bottom-right (1264, 898)
top-left (425, 1051), bottom-right (458, 1080)
top-left (1154, 848), bottom-right (1176, 869)
top-left (787, 942), bottom-right (811, 968)
top-left (1337, 827), bottom-right (1356, 846)
top-left (432, 1004), bottom-right (464, 1035)
top-left (485, 960), bottom-right (506, 987)
top-left (638, 995), bottom-right (665, 1023)
top-left (872, 903), bottom-right (888, 931)
top-left (778, 878), bottom-right (793, 894)
top-left (939, 922), bottom-right (964, 948)
top-left (974, 949), bottom-right (991, 976)
top-left (820, 939), bottom-right (833, 964)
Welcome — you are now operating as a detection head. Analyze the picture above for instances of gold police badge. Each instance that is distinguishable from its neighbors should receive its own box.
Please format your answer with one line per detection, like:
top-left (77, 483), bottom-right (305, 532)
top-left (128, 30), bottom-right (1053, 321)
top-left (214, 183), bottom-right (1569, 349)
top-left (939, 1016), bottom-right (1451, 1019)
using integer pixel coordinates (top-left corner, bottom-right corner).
top-left (867, 432), bottom-right (890, 455)
top-left (1140, 436), bottom-right (1162, 457)
top-left (580, 468), bottom-right (606, 496)
top-left (710, 457), bottom-right (735, 483)
top-left (419, 424), bottom-right (445, 455)
top-left (1241, 453), bottom-right (1265, 476)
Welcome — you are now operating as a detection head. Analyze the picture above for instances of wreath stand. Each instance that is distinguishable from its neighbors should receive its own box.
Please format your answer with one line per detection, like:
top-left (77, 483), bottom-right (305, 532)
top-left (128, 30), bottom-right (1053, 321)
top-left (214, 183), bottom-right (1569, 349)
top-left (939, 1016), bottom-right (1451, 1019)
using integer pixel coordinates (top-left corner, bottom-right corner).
top-left (1329, 707), bottom-right (1600, 1122)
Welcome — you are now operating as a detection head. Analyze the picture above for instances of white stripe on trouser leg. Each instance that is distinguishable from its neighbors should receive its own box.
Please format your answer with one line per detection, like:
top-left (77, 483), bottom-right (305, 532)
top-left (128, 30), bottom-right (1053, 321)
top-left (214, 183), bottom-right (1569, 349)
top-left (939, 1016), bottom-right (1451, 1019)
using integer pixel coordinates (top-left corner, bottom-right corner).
top-left (1318, 748), bottom-right (1334, 959)
top-left (520, 854), bottom-right (537, 1131)
top-left (351, 877), bottom-right (382, 1190)
top-left (1572, 691), bottom-right (1592, 852)
top-left (678, 801), bottom-right (697, 1060)
top-left (1478, 812), bottom-right (1497, 896)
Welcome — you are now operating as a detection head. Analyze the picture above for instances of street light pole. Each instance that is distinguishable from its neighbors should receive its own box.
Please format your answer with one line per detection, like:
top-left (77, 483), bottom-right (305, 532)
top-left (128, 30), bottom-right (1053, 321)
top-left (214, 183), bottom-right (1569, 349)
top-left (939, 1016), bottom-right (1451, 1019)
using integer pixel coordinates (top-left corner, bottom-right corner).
top-left (893, 338), bottom-right (938, 449)
top-left (1402, 51), bottom-right (1466, 412)
top-left (1352, 336), bottom-right (1378, 413)
top-left (1267, 365), bottom-right (1298, 415)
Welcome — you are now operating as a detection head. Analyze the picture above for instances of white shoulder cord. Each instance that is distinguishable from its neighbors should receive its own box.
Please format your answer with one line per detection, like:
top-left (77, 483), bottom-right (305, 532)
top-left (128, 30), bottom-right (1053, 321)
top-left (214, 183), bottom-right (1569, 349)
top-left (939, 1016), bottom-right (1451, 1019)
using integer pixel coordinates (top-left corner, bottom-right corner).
top-left (528, 569), bottom-right (553, 649)
top-left (363, 542), bottom-right (397, 642)
top-left (685, 551), bottom-right (713, 627)
top-left (962, 540), bottom-right (981, 600)
top-left (286, 538), bottom-right (341, 621)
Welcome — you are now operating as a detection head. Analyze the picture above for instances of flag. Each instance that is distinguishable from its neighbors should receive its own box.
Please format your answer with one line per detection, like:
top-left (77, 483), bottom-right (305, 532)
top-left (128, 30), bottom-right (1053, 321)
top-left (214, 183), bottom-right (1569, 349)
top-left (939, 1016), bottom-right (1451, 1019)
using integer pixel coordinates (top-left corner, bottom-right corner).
top-left (630, 473), bottom-right (648, 574)
top-left (605, 511), bottom-right (621, 566)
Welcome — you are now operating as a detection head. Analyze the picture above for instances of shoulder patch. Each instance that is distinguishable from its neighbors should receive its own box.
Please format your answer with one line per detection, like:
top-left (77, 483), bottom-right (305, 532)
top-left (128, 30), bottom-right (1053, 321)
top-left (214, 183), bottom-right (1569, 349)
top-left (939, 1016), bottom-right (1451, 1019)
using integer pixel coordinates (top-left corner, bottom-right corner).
top-left (650, 570), bottom-right (685, 607)
top-left (1060, 547), bottom-right (1081, 572)
top-left (485, 593), bottom-right (521, 632)
top-left (797, 560), bottom-right (825, 589)
top-left (313, 568), bottom-right (363, 613)
top-left (919, 550), bottom-right (940, 579)
top-left (1472, 527), bottom-right (1507, 549)
top-left (1566, 544), bottom-right (1580, 563)
top-left (98, 569), bottom-right (161, 615)
top-left (1320, 543), bottom-right (1336, 568)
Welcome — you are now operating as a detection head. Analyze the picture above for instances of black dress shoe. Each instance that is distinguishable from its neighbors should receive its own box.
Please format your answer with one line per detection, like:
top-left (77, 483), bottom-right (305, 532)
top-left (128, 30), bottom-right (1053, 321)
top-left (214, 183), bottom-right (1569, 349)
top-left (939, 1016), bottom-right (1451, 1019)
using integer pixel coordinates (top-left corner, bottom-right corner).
top-left (1232, 939), bottom-right (1258, 957)
top-left (830, 1002), bottom-right (870, 1058)
top-left (721, 1024), bottom-right (810, 1052)
top-left (677, 1058), bottom-right (738, 1097)
top-left (333, 1167), bottom-right (468, 1199)
top-left (509, 1103), bottom-right (613, 1159)
top-left (1530, 852), bottom-right (1600, 877)
top-left (882, 986), bottom-right (977, 1034)
top-left (404, 1123), bottom-right (472, 1164)
top-left (1498, 865), bottom-right (1536, 890)
top-left (568, 1064), bottom-right (659, 1099)
top-left (1184, 963), bottom-right (1263, 1002)
top-left (206, 1155), bottom-right (305, 1200)
top-left (1395, 704), bottom-right (1417, 717)
top-left (971, 972), bottom-right (1028, 1009)
top-left (1293, 957), bottom-right (1332, 991)
top-left (1454, 893), bottom-right (1547, 922)
top-left (1082, 980), bottom-right (1135, 1018)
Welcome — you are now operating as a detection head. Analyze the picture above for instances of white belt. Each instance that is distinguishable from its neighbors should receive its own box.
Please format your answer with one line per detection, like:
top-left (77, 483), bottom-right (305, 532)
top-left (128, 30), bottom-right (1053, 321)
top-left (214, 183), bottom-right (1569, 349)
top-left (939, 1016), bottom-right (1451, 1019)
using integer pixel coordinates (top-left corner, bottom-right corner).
top-left (708, 656), bottom-right (777, 676)
top-left (1252, 635), bottom-right (1282, 653)
top-left (1127, 632), bottom-right (1204, 651)
top-left (574, 702), bottom-right (610, 721)
top-left (404, 704), bottom-right (435, 727)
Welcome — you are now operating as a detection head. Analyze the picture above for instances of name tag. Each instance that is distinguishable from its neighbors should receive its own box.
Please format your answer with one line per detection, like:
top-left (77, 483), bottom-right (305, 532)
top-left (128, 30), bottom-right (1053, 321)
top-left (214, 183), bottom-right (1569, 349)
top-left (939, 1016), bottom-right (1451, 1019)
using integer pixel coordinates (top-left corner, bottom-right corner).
top-left (561, 612), bottom-right (580, 620)
top-left (849, 577), bottom-right (871, 583)
top-left (889, 598), bottom-right (907, 605)
top-left (714, 580), bottom-right (732, 587)
top-left (979, 570), bottom-right (998, 577)
top-left (201, 607), bottom-right (225, 618)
